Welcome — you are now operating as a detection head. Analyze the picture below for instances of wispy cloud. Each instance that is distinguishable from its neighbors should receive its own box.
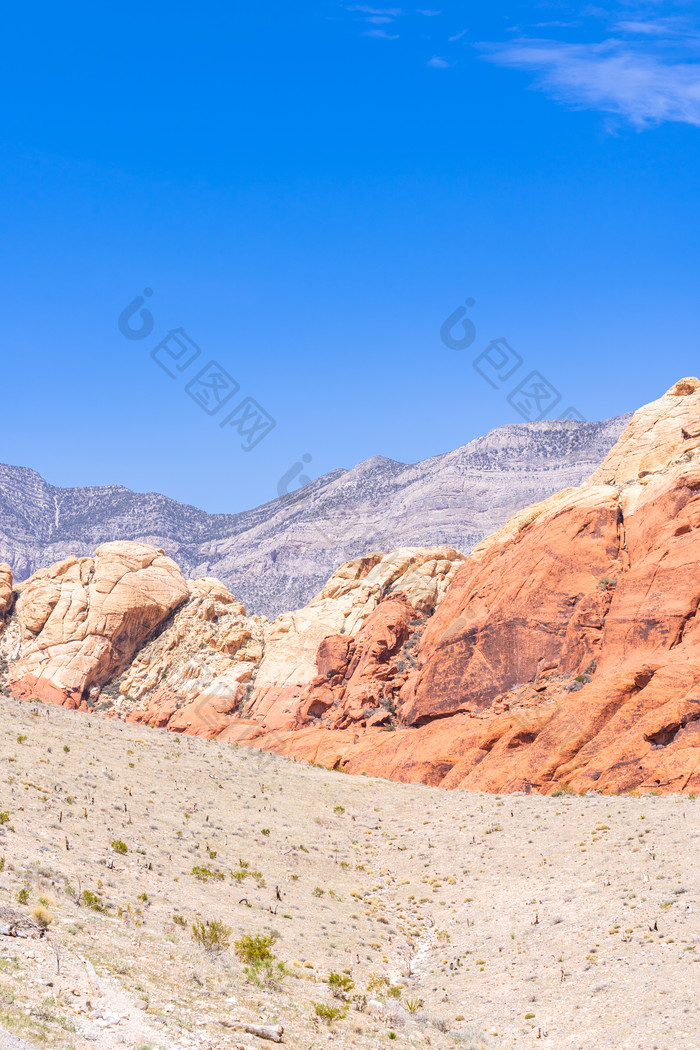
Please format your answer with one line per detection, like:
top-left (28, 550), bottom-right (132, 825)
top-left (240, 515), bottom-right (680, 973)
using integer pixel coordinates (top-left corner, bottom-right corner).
top-left (363, 28), bottom-right (400, 39)
top-left (347, 4), bottom-right (403, 14)
top-left (427, 55), bottom-right (449, 68)
top-left (449, 28), bottom-right (468, 42)
top-left (483, 15), bottom-right (700, 129)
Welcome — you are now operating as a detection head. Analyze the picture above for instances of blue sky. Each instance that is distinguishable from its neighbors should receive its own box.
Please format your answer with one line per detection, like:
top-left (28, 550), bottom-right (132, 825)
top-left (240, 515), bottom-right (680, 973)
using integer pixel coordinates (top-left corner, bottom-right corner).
top-left (2, 1), bottom-right (699, 512)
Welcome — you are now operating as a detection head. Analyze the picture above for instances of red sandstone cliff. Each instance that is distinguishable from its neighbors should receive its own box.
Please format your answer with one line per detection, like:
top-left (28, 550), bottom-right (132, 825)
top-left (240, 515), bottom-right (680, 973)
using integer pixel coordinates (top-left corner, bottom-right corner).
top-left (2, 379), bottom-right (700, 794)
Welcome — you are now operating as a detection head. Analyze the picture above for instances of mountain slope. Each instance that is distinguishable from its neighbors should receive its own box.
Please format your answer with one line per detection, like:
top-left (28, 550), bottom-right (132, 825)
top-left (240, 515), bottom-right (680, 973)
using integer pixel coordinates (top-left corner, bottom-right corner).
top-left (0, 415), bottom-right (629, 617)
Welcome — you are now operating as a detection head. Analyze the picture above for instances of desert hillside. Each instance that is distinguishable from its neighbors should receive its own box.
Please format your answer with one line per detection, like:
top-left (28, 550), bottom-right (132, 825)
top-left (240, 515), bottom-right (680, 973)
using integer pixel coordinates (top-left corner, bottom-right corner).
top-left (0, 699), bottom-right (698, 1050)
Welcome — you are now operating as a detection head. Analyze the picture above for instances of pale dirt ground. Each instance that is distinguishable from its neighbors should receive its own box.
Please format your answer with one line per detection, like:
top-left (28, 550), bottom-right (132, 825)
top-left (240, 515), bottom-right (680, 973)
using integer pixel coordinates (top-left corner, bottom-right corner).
top-left (0, 698), bottom-right (698, 1050)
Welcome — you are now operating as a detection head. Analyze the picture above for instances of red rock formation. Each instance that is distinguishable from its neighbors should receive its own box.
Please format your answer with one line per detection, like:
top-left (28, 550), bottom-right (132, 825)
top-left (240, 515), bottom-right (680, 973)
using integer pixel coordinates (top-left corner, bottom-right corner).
top-left (257, 378), bottom-right (700, 794)
top-left (297, 594), bottom-right (420, 728)
top-left (5, 379), bottom-right (700, 795)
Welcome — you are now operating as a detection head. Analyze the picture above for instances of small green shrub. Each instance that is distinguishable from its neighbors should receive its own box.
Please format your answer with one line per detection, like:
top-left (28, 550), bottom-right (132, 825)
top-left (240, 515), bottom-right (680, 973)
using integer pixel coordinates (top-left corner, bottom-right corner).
top-left (191, 865), bottom-right (225, 882)
top-left (82, 889), bottom-right (107, 912)
top-left (16, 888), bottom-right (29, 905)
top-left (172, 914), bottom-right (187, 927)
top-left (111, 839), bottom-right (128, 854)
top-left (328, 971), bottom-right (354, 999)
top-left (314, 1002), bottom-right (347, 1024)
top-left (0, 812), bottom-right (10, 825)
top-left (234, 933), bottom-right (276, 964)
top-left (191, 919), bottom-right (232, 954)
top-left (244, 959), bottom-right (290, 988)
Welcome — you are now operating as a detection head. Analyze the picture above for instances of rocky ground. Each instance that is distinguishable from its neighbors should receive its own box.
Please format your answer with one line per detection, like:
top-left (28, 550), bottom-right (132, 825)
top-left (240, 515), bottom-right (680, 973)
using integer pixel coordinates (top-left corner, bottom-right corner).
top-left (0, 698), bottom-right (698, 1050)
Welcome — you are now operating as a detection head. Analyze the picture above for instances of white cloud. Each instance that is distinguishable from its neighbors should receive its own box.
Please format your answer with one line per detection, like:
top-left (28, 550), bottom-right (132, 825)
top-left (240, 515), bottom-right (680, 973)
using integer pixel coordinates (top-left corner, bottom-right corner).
top-left (428, 56), bottom-right (449, 68)
top-left (363, 28), bottom-right (400, 39)
top-left (484, 29), bottom-right (700, 129)
top-left (449, 28), bottom-right (468, 42)
top-left (347, 4), bottom-right (403, 14)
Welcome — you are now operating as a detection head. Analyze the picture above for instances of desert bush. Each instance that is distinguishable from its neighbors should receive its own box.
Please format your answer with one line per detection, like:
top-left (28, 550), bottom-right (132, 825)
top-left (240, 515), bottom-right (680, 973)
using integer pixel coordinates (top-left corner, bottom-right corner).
top-left (245, 959), bottom-right (290, 988)
top-left (367, 973), bottom-right (402, 999)
top-left (234, 933), bottom-right (276, 964)
top-left (191, 919), bottom-right (232, 954)
top-left (111, 839), bottom-right (128, 854)
top-left (191, 865), bottom-right (225, 882)
top-left (82, 889), bottom-right (107, 912)
top-left (31, 905), bottom-right (53, 929)
top-left (328, 971), bottom-right (354, 999)
top-left (314, 1002), bottom-right (347, 1024)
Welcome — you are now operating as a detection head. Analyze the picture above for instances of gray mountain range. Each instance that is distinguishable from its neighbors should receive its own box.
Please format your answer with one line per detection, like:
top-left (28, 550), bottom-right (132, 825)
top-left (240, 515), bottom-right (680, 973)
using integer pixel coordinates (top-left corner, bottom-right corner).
top-left (0, 414), bottom-right (630, 618)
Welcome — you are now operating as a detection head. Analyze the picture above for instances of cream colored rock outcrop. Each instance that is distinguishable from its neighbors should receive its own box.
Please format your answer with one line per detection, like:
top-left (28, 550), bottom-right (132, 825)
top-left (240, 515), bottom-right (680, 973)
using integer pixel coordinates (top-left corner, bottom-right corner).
top-left (123, 546), bottom-right (465, 735)
top-left (0, 563), bottom-right (12, 620)
top-left (9, 542), bottom-right (189, 705)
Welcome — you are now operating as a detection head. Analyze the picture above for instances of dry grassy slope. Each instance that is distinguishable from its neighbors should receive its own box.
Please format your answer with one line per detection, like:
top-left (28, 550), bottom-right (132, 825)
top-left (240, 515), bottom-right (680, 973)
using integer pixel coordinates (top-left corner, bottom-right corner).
top-left (0, 698), bottom-right (699, 1050)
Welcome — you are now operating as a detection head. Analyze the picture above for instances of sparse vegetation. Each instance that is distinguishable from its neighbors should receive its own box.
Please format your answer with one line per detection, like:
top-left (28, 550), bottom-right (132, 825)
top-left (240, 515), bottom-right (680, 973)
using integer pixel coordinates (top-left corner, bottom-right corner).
top-left (191, 865), bottom-right (225, 882)
top-left (191, 919), bottom-right (232, 954)
top-left (234, 933), bottom-right (277, 964)
top-left (82, 889), bottom-right (107, 912)
top-left (314, 1002), bottom-right (347, 1024)
top-left (328, 971), bottom-right (354, 999)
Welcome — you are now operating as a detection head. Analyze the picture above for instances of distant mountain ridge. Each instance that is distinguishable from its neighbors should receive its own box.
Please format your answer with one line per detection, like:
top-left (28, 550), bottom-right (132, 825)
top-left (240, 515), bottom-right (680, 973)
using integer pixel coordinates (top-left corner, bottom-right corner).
top-left (0, 414), bottom-right (631, 617)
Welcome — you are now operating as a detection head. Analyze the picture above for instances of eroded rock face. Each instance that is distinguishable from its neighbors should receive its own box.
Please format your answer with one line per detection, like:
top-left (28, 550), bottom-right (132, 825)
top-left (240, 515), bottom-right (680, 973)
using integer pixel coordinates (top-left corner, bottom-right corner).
top-left (125, 546), bottom-right (464, 738)
top-left (121, 577), bottom-right (265, 737)
top-left (241, 379), bottom-right (700, 794)
top-left (0, 564), bottom-right (12, 620)
top-left (297, 593), bottom-right (421, 730)
top-left (6, 543), bottom-right (189, 708)
top-left (4, 380), bottom-right (700, 794)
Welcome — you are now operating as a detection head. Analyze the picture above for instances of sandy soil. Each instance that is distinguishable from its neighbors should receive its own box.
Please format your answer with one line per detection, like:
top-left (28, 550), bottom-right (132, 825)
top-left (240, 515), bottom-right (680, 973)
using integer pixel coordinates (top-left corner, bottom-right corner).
top-left (0, 697), bottom-right (698, 1050)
